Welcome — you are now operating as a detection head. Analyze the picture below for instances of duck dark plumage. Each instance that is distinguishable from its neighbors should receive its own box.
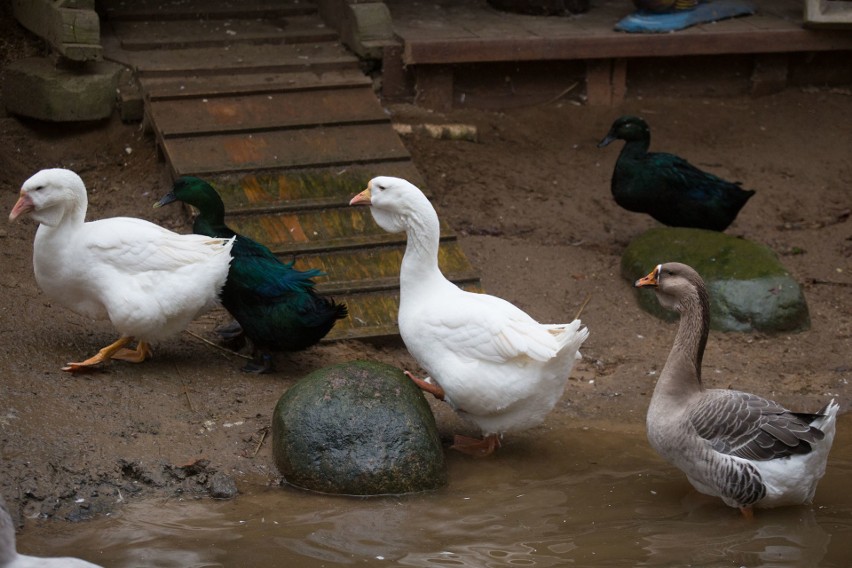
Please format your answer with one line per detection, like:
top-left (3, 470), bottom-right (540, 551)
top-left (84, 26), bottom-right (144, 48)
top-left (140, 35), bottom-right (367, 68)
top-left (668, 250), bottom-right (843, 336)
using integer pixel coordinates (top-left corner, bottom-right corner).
top-left (598, 115), bottom-right (755, 231)
top-left (156, 177), bottom-right (347, 373)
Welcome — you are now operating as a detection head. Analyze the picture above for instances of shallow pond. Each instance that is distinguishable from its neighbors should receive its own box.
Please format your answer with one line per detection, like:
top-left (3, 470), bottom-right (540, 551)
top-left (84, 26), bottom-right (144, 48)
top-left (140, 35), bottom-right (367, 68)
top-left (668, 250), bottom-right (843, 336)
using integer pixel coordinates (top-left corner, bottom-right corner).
top-left (17, 414), bottom-right (852, 567)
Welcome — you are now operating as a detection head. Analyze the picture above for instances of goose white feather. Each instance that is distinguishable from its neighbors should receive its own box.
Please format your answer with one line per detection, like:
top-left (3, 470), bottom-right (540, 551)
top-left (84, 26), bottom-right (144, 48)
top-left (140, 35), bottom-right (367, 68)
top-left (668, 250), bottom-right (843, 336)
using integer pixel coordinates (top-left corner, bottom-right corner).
top-left (350, 176), bottom-right (588, 455)
top-left (636, 262), bottom-right (838, 515)
top-left (1, 500), bottom-right (102, 567)
top-left (9, 168), bottom-right (233, 371)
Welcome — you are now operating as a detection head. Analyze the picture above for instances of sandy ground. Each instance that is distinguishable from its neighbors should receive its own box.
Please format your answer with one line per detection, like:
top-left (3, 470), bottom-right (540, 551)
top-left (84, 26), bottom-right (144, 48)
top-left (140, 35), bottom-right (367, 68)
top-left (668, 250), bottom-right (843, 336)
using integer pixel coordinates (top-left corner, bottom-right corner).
top-left (0, 18), bottom-right (850, 527)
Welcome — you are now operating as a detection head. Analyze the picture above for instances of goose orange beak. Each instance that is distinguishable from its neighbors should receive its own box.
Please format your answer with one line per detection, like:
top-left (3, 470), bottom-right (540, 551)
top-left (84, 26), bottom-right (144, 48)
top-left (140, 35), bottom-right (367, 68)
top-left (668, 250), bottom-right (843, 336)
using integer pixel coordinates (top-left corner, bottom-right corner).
top-left (349, 185), bottom-right (372, 206)
top-left (634, 264), bottom-right (661, 288)
top-left (9, 192), bottom-right (34, 221)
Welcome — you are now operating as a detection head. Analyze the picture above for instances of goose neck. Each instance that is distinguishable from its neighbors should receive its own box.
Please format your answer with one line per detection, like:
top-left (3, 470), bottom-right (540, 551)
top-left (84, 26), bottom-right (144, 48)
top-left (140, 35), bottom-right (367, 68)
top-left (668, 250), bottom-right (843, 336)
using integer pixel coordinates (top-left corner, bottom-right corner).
top-left (399, 206), bottom-right (443, 290)
top-left (656, 284), bottom-right (710, 399)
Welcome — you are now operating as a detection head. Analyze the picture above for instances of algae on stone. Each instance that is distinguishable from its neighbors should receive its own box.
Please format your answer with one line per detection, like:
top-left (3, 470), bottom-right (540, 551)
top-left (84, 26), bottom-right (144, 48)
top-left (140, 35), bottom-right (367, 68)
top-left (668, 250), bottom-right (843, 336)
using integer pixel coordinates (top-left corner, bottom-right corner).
top-left (622, 227), bottom-right (809, 332)
top-left (272, 360), bottom-right (447, 495)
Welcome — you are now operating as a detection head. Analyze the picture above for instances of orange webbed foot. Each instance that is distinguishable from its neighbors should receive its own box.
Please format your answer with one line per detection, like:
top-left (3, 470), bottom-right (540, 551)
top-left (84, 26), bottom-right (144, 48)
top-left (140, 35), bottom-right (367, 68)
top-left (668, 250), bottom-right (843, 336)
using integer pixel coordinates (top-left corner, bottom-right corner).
top-left (451, 434), bottom-right (501, 458)
top-left (110, 341), bottom-right (152, 363)
top-left (63, 336), bottom-right (135, 372)
top-left (405, 370), bottom-right (445, 400)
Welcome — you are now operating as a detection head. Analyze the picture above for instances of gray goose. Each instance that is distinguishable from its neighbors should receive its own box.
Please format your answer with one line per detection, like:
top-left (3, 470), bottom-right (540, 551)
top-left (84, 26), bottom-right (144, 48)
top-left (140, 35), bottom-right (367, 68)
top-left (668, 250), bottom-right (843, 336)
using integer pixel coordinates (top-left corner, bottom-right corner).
top-left (635, 262), bottom-right (838, 518)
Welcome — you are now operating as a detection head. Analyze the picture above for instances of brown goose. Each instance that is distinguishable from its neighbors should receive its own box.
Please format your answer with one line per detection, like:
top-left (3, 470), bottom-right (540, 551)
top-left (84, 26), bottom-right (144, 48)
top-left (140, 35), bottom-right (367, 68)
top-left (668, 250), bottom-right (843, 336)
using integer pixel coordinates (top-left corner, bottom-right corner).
top-left (635, 262), bottom-right (838, 518)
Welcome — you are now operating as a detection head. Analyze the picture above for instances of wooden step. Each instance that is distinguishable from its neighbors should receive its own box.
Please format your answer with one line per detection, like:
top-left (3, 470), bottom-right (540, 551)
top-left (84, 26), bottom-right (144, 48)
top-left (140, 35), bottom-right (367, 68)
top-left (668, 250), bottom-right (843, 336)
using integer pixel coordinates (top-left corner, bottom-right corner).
top-left (297, 241), bottom-right (480, 295)
top-left (110, 15), bottom-right (336, 50)
top-left (106, 41), bottom-right (359, 77)
top-left (203, 167), bottom-right (424, 213)
top-left (324, 280), bottom-right (482, 341)
top-left (224, 206), bottom-right (451, 255)
top-left (147, 87), bottom-right (389, 138)
top-left (162, 123), bottom-right (411, 177)
top-left (98, 0), bottom-right (317, 21)
top-left (140, 69), bottom-right (372, 100)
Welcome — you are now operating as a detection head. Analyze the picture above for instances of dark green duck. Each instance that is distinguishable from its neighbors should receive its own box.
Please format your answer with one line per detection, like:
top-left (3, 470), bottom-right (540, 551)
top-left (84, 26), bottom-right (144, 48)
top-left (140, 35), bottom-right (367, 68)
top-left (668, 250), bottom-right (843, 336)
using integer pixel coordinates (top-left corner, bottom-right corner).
top-left (156, 177), bottom-right (347, 373)
top-left (598, 115), bottom-right (755, 231)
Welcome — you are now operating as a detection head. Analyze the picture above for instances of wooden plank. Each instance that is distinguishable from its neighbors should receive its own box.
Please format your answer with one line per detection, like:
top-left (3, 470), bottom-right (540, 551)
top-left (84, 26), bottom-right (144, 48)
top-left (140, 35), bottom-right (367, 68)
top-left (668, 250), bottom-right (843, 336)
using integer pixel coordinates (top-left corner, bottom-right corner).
top-left (148, 87), bottom-right (389, 138)
top-left (402, 29), bottom-right (852, 65)
top-left (205, 165), bottom-right (424, 212)
top-left (163, 123), bottom-right (411, 177)
top-left (224, 207), bottom-right (412, 252)
top-left (324, 279), bottom-right (482, 341)
top-left (140, 69), bottom-right (372, 100)
top-left (293, 241), bottom-right (479, 293)
top-left (110, 15), bottom-right (337, 50)
top-left (108, 41), bottom-right (360, 77)
top-left (98, 0), bottom-right (316, 21)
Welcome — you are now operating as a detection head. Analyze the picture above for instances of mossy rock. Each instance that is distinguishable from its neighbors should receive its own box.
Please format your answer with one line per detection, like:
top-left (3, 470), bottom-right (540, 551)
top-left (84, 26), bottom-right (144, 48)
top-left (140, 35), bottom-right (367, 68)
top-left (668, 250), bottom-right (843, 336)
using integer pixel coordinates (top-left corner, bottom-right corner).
top-left (272, 360), bottom-right (447, 495)
top-left (622, 227), bottom-right (810, 332)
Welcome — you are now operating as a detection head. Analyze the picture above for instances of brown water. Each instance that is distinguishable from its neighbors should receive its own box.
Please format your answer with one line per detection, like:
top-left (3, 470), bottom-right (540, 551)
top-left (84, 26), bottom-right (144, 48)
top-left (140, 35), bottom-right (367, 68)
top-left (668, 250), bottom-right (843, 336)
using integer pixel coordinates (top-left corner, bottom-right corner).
top-left (17, 415), bottom-right (852, 567)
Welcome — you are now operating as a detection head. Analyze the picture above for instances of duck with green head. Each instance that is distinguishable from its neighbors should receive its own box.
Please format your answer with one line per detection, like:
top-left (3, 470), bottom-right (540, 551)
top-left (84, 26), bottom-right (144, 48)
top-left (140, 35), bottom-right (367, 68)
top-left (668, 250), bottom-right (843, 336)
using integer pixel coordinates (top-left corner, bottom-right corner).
top-left (156, 177), bottom-right (347, 373)
top-left (598, 115), bottom-right (755, 231)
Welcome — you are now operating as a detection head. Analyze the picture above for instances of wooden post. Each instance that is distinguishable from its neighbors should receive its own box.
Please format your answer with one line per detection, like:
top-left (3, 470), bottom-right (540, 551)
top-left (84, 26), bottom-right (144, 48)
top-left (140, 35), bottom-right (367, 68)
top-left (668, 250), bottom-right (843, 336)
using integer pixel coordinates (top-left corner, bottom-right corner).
top-left (586, 58), bottom-right (628, 106)
top-left (414, 65), bottom-right (454, 112)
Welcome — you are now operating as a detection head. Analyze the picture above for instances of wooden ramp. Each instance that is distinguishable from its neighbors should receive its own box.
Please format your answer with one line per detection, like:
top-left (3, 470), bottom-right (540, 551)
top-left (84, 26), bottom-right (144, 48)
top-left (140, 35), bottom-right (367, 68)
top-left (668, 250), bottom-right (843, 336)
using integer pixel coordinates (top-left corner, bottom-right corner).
top-left (98, 0), bottom-right (479, 340)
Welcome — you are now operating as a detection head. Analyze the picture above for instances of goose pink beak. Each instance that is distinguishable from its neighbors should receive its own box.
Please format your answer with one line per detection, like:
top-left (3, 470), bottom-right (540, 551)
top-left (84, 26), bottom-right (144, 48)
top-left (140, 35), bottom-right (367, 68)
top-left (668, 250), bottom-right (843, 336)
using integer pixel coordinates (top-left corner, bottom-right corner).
top-left (9, 192), bottom-right (33, 221)
top-left (349, 186), bottom-right (372, 206)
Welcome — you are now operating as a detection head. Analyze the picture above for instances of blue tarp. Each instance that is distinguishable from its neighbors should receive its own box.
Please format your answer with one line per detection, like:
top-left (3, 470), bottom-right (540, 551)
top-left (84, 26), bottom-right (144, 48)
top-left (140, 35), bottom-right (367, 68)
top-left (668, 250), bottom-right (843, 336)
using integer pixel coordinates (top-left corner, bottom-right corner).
top-left (615, 0), bottom-right (757, 33)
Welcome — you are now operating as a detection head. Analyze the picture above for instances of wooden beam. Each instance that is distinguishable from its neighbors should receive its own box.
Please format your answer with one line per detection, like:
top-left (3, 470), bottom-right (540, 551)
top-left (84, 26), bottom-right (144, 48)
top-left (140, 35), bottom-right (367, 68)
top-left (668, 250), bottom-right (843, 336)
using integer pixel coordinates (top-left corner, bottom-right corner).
top-left (11, 0), bottom-right (101, 61)
top-left (402, 29), bottom-right (852, 66)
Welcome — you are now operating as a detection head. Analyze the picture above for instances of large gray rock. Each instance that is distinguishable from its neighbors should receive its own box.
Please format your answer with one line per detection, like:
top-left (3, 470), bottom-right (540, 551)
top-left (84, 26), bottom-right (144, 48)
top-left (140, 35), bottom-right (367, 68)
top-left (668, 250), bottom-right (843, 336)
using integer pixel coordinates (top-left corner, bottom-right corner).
top-left (272, 360), bottom-right (447, 495)
top-left (3, 57), bottom-right (122, 122)
top-left (622, 227), bottom-right (810, 332)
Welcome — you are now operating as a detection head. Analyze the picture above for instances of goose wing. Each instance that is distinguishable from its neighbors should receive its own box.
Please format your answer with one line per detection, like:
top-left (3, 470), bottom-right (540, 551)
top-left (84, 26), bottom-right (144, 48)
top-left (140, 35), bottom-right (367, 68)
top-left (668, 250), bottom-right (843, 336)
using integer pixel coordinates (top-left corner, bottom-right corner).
top-left (419, 292), bottom-right (560, 365)
top-left (85, 217), bottom-right (231, 274)
top-left (689, 390), bottom-right (824, 461)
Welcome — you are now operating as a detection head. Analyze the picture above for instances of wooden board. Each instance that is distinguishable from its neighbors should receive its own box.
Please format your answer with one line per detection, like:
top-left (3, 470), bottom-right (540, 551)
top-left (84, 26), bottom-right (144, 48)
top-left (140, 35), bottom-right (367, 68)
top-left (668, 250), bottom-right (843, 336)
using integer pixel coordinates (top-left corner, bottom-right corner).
top-left (148, 87), bottom-right (390, 138)
top-left (108, 41), bottom-right (359, 77)
top-left (140, 69), bottom-right (372, 100)
top-left (205, 166), bottom-right (424, 212)
top-left (111, 15), bottom-right (337, 50)
top-left (162, 123), bottom-right (411, 177)
top-left (293, 241), bottom-right (480, 295)
top-left (98, 0), bottom-right (316, 21)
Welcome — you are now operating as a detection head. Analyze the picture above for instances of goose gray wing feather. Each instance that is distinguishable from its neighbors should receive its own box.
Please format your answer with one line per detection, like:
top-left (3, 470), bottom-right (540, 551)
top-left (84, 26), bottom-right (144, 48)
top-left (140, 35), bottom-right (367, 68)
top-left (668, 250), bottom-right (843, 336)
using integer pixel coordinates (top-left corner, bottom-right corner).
top-left (688, 390), bottom-right (823, 461)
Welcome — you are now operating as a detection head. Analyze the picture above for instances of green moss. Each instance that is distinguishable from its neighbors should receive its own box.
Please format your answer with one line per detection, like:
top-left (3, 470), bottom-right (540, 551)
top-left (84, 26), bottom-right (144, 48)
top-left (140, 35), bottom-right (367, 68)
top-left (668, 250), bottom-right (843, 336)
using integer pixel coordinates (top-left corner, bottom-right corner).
top-left (622, 228), bottom-right (809, 333)
top-left (621, 227), bottom-right (789, 282)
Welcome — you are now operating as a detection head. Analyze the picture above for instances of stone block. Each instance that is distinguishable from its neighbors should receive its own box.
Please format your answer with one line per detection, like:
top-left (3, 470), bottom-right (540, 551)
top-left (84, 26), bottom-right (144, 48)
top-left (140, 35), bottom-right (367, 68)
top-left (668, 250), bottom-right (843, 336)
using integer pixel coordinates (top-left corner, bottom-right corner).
top-left (622, 227), bottom-right (810, 332)
top-left (3, 57), bottom-right (122, 122)
top-left (272, 360), bottom-right (447, 495)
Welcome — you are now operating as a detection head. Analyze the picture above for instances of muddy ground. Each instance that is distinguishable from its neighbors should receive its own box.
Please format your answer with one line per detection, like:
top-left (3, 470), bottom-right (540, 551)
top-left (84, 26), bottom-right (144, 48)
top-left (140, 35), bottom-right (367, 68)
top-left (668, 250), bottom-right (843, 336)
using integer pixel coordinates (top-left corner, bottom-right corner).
top-left (0, 28), bottom-right (850, 529)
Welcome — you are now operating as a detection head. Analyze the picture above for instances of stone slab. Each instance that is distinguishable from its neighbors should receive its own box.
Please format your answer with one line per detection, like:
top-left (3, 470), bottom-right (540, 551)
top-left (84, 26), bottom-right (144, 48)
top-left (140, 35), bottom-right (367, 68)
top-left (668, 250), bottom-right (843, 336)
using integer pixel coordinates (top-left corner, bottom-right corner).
top-left (3, 57), bottom-right (122, 121)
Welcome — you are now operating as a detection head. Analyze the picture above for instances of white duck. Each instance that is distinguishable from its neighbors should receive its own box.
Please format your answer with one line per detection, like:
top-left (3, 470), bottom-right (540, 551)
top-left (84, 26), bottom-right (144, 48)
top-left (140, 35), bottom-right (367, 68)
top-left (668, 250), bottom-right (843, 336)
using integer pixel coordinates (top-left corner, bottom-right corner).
top-left (9, 168), bottom-right (233, 372)
top-left (1, 500), bottom-right (103, 567)
top-left (350, 177), bottom-right (588, 457)
top-left (635, 262), bottom-right (839, 517)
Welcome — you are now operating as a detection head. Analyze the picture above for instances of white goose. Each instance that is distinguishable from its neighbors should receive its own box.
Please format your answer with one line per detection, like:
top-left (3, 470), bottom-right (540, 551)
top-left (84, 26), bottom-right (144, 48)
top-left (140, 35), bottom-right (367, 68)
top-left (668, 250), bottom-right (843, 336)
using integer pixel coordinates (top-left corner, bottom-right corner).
top-left (635, 262), bottom-right (838, 517)
top-left (9, 168), bottom-right (233, 372)
top-left (350, 177), bottom-right (588, 457)
top-left (1, 500), bottom-right (103, 567)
